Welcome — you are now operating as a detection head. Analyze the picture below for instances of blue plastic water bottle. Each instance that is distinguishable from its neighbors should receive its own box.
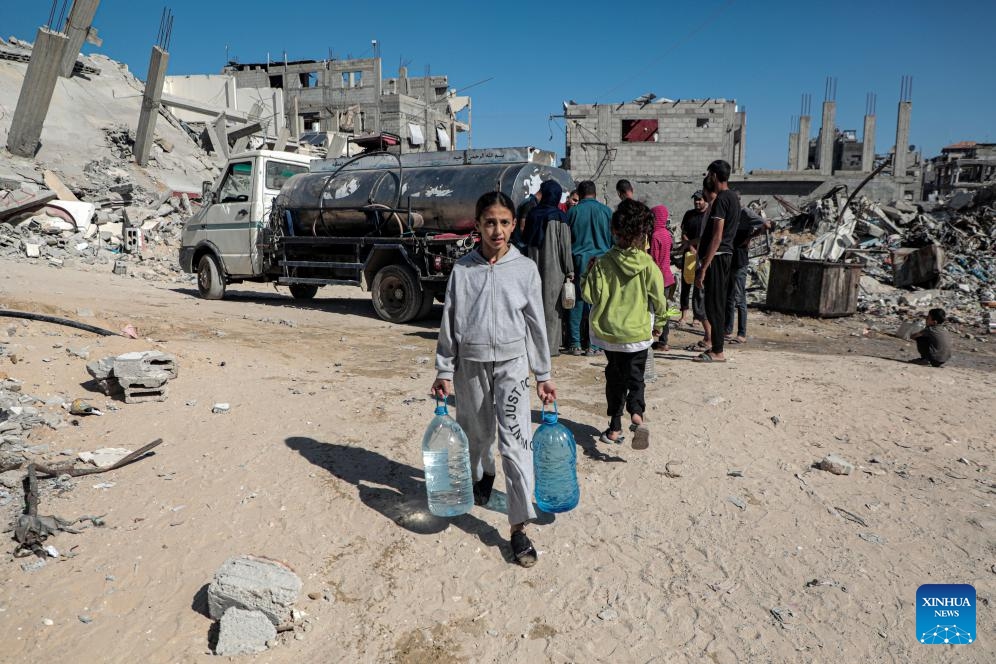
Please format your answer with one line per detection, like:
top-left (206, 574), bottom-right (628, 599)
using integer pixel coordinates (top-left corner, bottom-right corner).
top-left (421, 397), bottom-right (473, 517)
top-left (532, 402), bottom-right (580, 513)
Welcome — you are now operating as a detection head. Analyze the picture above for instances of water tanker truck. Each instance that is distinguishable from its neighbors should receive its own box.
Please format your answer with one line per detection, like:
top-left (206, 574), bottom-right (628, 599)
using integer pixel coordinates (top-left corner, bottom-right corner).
top-left (179, 147), bottom-right (573, 323)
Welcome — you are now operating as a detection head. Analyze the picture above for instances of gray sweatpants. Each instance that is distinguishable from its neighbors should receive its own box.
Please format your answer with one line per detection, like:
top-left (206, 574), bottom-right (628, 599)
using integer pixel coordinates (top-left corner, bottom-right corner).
top-left (454, 355), bottom-right (536, 526)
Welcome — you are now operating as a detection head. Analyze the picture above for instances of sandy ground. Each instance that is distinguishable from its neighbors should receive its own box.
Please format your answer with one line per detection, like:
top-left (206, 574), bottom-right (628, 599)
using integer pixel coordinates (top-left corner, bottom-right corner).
top-left (0, 260), bottom-right (993, 663)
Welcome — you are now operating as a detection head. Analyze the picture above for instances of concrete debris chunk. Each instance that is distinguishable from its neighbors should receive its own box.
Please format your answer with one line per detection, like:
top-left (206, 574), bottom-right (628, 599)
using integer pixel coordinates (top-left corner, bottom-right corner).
top-left (215, 608), bottom-right (276, 656)
top-left (78, 447), bottom-right (132, 468)
top-left (112, 350), bottom-right (178, 380)
top-left (816, 454), bottom-right (854, 476)
top-left (85, 351), bottom-right (177, 402)
top-left (207, 555), bottom-right (302, 627)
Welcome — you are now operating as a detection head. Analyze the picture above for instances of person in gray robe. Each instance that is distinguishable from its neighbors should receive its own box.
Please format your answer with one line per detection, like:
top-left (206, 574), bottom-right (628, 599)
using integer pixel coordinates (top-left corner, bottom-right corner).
top-left (523, 179), bottom-right (574, 357)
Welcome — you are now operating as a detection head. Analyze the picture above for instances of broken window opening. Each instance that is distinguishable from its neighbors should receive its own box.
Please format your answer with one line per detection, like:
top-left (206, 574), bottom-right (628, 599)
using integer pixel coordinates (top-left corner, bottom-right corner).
top-left (621, 119), bottom-right (658, 142)
top-left (299, 72), bottom-right (318, 88)
top-left (268, 74), bottom-right (284, 89)
top-left (354, 71), bottom-right (363, 87)
top-left (696, 118), bottom-right (709, 128)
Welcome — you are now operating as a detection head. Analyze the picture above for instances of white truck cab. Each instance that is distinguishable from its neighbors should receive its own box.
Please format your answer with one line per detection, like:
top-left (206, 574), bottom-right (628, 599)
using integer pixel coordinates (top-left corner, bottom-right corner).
top-left (179, 150), bottom-right (314, 298)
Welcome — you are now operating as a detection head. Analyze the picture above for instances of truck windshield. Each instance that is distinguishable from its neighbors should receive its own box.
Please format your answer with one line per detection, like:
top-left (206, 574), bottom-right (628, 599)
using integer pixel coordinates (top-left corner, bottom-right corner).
top-left (265, 161), bottom-right (309, 191)
top-left (219, 162), bottom-right (253, 203)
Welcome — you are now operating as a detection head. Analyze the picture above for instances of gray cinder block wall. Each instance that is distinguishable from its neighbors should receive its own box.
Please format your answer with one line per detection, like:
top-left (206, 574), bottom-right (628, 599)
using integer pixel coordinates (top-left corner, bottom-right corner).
top-left (564, 99), bottom-right (744, 212)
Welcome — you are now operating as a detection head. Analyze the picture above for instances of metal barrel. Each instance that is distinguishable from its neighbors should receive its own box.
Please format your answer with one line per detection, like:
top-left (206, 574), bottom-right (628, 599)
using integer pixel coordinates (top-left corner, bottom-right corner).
top-left (275, 161), bottom-right (574, 237)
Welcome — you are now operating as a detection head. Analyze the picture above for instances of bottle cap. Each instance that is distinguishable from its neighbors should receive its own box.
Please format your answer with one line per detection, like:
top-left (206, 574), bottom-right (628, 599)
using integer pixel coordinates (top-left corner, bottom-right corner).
top-left (434, 396), bottom-right (447, 416)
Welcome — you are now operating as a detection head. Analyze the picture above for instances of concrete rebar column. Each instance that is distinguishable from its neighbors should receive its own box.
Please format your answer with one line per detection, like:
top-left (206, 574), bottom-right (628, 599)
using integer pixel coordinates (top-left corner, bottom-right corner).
top-left (861, 114), bottom-right (876, 172)
top-left (894, 101), bottom-right (911, 177)
top-left (59, 0), bottom-right (101, 78)
top-left (787, 132), bottom-right (799, 170)
top-left (6, 27), bottom-right (70, 158)
top-left (134, 46), bottom-right (169, 166)
top-left (795, 116), bottom-right (811, 170)
top-left (818, 101), bottom-right (836, 175)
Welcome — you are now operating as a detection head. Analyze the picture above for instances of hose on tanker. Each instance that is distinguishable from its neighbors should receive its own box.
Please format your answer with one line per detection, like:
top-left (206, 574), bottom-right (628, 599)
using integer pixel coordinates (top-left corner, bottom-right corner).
top-left (317, 150), bottom-right (405, 233)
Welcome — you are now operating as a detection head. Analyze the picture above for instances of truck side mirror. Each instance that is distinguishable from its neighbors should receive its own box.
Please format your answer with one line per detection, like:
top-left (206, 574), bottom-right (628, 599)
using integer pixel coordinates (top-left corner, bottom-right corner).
top-left (201, 180), bottom-right (216, 204)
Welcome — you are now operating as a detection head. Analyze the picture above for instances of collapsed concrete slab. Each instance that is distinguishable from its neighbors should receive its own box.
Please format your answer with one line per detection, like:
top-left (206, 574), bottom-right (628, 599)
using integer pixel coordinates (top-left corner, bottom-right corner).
top-left (207, 555), bottom-right (302, 627)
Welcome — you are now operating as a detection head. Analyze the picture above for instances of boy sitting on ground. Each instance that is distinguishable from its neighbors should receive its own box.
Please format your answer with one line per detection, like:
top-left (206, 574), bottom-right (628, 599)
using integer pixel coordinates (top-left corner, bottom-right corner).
top-left (910, 308), bottom-right (952, 367)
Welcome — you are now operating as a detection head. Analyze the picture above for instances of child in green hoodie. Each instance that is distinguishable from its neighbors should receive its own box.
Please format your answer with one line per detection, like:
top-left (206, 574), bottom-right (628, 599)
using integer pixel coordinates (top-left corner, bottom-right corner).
top-left (582, 199), bottom-right (666, 450)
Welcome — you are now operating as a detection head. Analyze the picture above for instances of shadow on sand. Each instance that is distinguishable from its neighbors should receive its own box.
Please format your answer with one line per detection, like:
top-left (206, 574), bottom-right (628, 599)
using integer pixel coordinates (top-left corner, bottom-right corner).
top-left (170, 287), bottom-right (442, 328)
top-left (286, 436), bottom-right (532, 560)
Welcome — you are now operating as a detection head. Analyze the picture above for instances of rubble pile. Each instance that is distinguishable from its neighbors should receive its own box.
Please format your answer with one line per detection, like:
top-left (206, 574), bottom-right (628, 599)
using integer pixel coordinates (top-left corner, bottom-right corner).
top-left (1, 37), bottom-right (224, 285)
top-left (0, 170), bottom-right (197, 284)
top-left (0, 376), bottom-right (56, 455)
top-left (765, 185), bottom-right (996, 331)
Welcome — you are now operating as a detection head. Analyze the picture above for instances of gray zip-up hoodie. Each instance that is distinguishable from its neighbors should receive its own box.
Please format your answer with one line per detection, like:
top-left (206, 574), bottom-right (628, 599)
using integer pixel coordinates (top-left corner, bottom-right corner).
top-left (436, 246), bottom-right (552, 382)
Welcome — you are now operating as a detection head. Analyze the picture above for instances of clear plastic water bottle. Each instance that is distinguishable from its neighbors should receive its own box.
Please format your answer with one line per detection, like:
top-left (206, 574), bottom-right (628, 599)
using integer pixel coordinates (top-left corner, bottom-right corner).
top-left (532, 402), bottom-right (579, 513)
top-left (422, 398), bottom-right (473, 517)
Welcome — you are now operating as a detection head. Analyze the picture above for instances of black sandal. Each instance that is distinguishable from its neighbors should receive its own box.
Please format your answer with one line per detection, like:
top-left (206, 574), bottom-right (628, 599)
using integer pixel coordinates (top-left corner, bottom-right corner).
top-left (511, 531), bottom-right (537, 567)
top-left (473, 473), bottom-right (495, 506)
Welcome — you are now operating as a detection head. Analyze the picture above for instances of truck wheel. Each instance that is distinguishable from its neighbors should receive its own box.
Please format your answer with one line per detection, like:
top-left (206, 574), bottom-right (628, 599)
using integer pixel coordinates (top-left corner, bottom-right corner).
top-left (197, 254), bottom-right (226, 300)
top-left (289, 284), bottom-right (319, 300)
top-left (371, 264), bottom-right (424, 323)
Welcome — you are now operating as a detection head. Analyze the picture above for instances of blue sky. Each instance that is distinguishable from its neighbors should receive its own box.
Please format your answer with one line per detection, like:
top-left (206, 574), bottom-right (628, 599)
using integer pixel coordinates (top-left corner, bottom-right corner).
top-left (3, 0), bottom-right (994, 169)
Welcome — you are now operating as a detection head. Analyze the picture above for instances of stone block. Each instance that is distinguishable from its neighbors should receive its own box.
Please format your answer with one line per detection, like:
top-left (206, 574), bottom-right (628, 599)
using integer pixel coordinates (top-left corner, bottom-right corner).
top-left (123, 384), bottom-right (168, 404)
top-left (86, 356), bottom-right (116, 380)
top-left (207, 555), bottom-right (302, 627)
top-left (816, 454), bottom-right (853, 476)
top-left (215, 608), bottom-right (276, 656)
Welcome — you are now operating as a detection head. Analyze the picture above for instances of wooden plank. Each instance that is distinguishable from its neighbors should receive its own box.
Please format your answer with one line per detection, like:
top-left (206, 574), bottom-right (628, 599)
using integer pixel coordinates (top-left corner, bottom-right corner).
top-left (42, 170), bottom-right (79, 201)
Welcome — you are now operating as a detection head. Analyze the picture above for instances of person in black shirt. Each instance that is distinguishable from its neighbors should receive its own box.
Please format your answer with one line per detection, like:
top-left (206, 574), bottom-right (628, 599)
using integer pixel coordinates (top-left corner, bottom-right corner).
top-left (724, 207), bottom-right (772, 343)
top-left (693, 160), bottom-right (740, 362)
top-left (677, 190), bottom-right (708, 327)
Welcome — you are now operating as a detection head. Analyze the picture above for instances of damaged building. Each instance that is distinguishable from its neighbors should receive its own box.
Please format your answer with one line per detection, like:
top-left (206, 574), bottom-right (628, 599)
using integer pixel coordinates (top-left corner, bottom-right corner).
top-left (562, 96), bottom-right (745, 205)
top-left (922, 141), bottom-right (996, 201)
top-left (739, 76), bottom-right (922, 206)
top-left (563, 78), bottom-right (925, 210)
top-left (220, 56), bottom-right (470, 154)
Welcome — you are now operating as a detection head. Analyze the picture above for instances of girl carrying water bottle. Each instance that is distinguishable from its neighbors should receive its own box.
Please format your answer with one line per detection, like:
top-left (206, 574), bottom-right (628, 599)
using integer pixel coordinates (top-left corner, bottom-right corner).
top-left (431, 191), bottom-right (558, 568)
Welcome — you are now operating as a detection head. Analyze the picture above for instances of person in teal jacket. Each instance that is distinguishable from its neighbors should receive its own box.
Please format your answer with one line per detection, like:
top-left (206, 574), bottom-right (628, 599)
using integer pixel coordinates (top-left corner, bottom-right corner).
top-left (582, 199), bottom-right (666, 451)
top-left (566, 180), bottom-right (614, 355)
